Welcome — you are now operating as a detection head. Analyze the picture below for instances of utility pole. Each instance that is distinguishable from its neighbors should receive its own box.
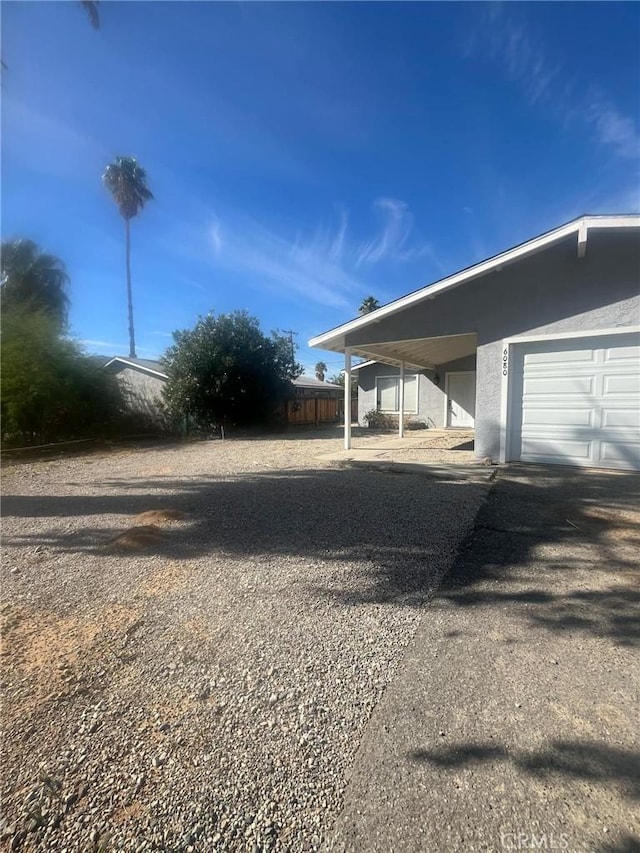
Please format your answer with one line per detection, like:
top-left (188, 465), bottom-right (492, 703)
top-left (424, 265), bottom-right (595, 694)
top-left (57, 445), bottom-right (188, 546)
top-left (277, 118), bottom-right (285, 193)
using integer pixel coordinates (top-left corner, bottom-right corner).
top-left (281, 329), bottom-right (298, 367)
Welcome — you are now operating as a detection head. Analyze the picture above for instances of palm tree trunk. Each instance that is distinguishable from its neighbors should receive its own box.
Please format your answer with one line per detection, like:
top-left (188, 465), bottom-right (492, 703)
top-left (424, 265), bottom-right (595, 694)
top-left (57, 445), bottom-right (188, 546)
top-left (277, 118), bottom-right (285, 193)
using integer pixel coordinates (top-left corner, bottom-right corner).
top-left (125, 217), bottom-right (136, 358)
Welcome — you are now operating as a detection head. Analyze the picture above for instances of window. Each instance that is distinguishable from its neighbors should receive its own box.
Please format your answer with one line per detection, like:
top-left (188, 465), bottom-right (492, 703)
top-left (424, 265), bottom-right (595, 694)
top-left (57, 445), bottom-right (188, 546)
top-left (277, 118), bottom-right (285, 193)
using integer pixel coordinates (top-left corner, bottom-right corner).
top-left (375, 374), bottom-right (418, 413)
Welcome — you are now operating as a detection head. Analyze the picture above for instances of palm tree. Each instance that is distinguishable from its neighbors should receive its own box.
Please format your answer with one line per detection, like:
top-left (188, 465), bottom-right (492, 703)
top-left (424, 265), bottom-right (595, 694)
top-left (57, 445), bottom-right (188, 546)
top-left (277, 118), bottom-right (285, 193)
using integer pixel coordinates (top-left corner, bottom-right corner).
top-left (315, 361), bottom-right (327, 382)
top-left (103, 156), bottom-right (153, 358)
top-left (359, 296), bottom-right (380, 315)
top-left (0, 239), bottom-right (69, 327)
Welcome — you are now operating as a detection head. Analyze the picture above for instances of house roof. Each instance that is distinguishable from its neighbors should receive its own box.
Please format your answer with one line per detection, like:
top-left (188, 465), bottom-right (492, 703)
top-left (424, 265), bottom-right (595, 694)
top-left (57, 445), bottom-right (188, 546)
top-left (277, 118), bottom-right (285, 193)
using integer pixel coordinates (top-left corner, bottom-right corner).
top-left (103, 357), bottom-right (168, 379)
top-left (309, 214), bottom-right (640, 354)
top-left (293, 375), bottom-right (342, 390)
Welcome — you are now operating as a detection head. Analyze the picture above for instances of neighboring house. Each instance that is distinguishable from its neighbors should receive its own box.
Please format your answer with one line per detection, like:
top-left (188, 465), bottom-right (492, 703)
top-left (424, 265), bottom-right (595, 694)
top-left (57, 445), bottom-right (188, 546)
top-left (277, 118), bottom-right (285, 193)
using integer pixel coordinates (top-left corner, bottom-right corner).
top-left (102, 361), bottom-right (343, 427)
top-left (103, 357), bottom-right (168, 423)
top-left (310, 215), bottom-right (640, 471)
top-left (284, 376), bottom-right (344, 425)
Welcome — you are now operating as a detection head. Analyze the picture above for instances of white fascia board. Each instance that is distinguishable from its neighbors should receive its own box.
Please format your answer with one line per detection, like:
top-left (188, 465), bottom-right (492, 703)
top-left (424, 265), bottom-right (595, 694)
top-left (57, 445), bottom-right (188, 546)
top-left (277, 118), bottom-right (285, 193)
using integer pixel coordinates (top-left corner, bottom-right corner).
top-left (104, 357), bottom-right (168, 380)
top-left (577, 220), bottom-right (588, 258)
top-left (583, 215), bottom-right (640, 229)
top-left (308, 215), bottom-right (640, 352)
top-left (503, 325), bottom-right (640, 346)
top-left (350, 360), bottom-right (377, 371)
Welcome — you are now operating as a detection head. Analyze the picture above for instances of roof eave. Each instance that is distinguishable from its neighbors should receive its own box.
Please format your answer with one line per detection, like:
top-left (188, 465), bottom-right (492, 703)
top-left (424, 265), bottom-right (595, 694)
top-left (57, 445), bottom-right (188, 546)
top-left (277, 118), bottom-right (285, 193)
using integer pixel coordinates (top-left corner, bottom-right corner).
top-left (103, 357), bottom-right (168, 380)
top-left (309, 214), bottom-right (640, 352)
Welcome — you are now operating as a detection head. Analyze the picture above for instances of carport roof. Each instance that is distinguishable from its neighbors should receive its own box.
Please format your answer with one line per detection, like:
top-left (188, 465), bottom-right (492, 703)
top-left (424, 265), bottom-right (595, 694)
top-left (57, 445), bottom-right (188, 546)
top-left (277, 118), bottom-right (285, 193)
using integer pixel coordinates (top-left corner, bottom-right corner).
top-left (309, 214), bottom-right (640, 358)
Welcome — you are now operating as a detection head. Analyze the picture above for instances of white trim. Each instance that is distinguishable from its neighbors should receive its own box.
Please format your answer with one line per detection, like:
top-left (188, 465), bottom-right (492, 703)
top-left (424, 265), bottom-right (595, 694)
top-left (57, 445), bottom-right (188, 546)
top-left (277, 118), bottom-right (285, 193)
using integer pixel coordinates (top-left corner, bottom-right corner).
top-left (351, 352), bottom-right (429, 371)
top-left (577, 221), bottom-right (588, 258)
top-left (444, 371), bottom-right (476, 429)
top-left (103, 357), bottom-right (168, 379)
top-left (499, 345), bottom-right (510, 464)
top-left (499, 326), bottom-right (640, 464)
top-left (398, 361), bottom-right (405, 438)
top-left (503, 325), bottom-right (640, 346)
top-left (375, 373), bottom-right (419, 414)
top-left (309, 216), bottom-right (640, 351)
top-left (344, 348), bottom-right (352, 450)
top-left (350, 360), bottom-right (377, 371)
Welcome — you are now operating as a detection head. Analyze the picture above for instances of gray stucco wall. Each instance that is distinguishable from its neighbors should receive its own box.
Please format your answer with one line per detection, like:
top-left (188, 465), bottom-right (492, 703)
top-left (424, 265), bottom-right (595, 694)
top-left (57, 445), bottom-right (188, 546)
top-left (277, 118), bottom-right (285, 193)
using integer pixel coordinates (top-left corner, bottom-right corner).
top-left (115, 367), bottom-right (167, 423)
top-left (348, 229), bottom-right (640, 459)
top-left (358, 353), bottom-right (476, 428)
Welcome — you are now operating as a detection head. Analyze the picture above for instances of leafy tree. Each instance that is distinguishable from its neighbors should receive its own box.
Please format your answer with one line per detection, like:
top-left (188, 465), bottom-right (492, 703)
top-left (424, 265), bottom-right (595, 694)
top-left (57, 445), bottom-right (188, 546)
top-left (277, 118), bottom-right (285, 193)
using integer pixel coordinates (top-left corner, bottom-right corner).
top-left (1, 239), bottom-right (69, 328)
top-left (315, 361), bottom-right (327, 382)
top-left (1, 307), bottom-right (125, 446)
top-left (162, 311), bottom-right (295, 431)
top-left (103, 156), bottom-right (154, 358)
top-left (329, 371), bottom-right (359, 394)
top-left (359, 296), bottom-right (380, 315)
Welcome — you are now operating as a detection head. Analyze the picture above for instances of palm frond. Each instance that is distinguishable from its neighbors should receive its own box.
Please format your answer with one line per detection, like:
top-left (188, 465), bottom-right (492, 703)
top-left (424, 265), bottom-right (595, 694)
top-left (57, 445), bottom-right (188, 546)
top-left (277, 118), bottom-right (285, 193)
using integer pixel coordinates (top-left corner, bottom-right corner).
top-left (103, 156), bottom-right (154, 220)
top-left (80, 1), bottom-right (100, 30)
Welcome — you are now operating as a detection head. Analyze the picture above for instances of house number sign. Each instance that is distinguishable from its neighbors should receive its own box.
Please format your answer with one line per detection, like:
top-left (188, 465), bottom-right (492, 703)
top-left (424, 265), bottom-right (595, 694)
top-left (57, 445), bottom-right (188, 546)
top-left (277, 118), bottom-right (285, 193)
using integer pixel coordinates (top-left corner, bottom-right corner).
top-left (502, 347), bottom-right (508, 376)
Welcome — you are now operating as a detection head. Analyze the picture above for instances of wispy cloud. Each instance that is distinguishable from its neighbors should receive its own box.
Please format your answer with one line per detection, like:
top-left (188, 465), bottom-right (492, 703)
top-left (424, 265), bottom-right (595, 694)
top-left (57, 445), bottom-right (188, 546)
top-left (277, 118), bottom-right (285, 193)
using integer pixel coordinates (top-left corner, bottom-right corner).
top-left (210, 218), bottom-right (224, 254)
top-left (356, 198), bottom-right (413, 265)
top-left (170, 198), bottom-right (443, 309)
top-left (464, 5), bottom-right (639, 162)
top-left (80, 339), bottom-right (160, 357)
top-left (462, 6), bottom-right (561, 107)
top-left (355, 198), bottom-right (446, 269)
top-left (586, 95), bottom-right (640, 161)
top-left (80, 339), bottom-right (126, 351)
top-left (3, 97), bottom-right (108, 182)
top-left (206, 215), bottom-right (365, 309)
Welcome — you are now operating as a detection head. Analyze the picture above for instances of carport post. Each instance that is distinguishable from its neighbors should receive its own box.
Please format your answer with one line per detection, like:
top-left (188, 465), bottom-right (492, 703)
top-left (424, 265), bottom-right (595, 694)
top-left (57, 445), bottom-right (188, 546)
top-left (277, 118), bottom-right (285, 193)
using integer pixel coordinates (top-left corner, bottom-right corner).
top-left (398, 360), bottom-right (405, 438)
top-left (344, 347), bottom-right (352, 450)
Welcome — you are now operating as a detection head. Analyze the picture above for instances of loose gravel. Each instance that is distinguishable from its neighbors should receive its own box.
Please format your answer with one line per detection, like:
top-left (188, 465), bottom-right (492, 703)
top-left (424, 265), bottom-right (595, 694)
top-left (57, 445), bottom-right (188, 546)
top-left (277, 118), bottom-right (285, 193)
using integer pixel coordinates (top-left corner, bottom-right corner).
top-left (1, 433), bottom-right (488, 852)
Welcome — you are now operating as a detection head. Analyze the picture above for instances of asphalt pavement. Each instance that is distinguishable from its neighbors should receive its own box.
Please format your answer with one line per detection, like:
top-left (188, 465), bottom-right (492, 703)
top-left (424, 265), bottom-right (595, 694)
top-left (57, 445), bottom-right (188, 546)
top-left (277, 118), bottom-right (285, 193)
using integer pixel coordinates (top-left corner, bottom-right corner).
top-left (330, 465), bottom-right (640, 853)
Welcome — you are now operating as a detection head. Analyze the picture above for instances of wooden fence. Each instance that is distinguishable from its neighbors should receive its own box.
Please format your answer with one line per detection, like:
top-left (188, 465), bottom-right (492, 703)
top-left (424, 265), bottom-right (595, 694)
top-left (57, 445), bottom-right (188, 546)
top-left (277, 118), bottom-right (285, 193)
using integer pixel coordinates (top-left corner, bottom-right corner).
top-left (284, 397), bottom-right (339, 425)
top-left (279, 396), bottom-right (358, 425)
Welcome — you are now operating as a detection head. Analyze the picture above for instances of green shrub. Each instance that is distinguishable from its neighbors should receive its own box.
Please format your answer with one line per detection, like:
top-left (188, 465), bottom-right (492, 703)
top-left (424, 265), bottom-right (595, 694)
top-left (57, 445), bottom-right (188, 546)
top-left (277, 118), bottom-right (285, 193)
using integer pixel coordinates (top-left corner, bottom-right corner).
top-left (1, 308), bottom-right (127, 447)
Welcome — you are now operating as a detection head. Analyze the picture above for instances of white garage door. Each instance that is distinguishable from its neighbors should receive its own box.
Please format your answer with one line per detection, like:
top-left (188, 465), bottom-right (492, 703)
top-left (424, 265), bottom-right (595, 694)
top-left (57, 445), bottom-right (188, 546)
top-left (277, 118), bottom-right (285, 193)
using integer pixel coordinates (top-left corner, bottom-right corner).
top-left (509, 332), bottom-right (640, 470)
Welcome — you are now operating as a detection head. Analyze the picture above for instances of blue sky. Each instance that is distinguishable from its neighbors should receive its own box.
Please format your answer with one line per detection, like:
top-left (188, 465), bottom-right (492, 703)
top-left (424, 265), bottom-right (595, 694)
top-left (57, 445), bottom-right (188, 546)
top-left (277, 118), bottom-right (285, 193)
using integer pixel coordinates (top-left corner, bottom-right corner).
top-left (2, 1), bottom-right (639, 374)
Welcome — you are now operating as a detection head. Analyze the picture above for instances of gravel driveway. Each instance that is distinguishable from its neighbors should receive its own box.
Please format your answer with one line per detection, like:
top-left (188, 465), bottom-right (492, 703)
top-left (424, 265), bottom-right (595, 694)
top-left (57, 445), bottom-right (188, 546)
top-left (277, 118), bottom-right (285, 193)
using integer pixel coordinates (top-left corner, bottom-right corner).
top-left (1, 434), bottom-right (488, 852)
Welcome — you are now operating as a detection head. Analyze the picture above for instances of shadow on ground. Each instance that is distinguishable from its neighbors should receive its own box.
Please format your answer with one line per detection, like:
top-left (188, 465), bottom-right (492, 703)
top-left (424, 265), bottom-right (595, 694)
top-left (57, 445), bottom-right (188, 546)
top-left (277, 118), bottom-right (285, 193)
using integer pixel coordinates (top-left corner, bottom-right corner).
top-left (408, 739), bottom-right (640, 800)
top-left (3, 464), bottom-right (639, 646)
top-left (427, 465), bottom-right (640, 648)
top-left (2, 468), bottom-right (487, 608)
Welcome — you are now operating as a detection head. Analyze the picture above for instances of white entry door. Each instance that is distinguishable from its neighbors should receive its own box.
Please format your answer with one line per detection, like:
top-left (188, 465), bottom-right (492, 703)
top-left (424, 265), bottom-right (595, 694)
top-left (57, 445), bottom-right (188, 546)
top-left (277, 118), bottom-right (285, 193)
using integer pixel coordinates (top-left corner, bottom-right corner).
top-left (446, 372), bottom-right (476, 428)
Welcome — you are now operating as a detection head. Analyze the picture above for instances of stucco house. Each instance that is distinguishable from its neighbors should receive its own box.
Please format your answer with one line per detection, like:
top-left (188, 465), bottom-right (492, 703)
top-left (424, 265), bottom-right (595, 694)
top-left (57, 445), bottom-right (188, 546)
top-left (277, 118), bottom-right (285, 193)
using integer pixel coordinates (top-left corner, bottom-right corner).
top-left (310, 215), bottom-right (640, 471)
top-left (103, 357), bottom-right (168, 423)
top-left (102, 360), bottom-right (345, 427)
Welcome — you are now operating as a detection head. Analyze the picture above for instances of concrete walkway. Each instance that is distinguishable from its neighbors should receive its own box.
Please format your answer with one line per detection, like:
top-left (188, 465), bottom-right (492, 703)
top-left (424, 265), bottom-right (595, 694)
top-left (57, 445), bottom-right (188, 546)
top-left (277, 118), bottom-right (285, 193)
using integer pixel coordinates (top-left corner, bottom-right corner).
top-left (330, 465), bottom-right (640, 853)
top-left (316, 429), bottom-right (489, 480)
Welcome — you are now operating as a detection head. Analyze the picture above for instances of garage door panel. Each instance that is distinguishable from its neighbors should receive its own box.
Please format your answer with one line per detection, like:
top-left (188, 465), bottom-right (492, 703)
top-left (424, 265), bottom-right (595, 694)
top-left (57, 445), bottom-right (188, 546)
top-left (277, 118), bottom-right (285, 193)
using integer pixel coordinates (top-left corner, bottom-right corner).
top-left (521, 438), bottom-right (592, 462)
top-left (524, 376), bottom-right (594, 396)
top-left (605, 345), bottom-right (640, 362)
top-left (524, 349), bottom-right (595, 365)
top-left (510, 331), bottom-right (640, 471)
top-left (603, 374), bottom-right (640, 395)
top-left (600, 441), bottom-right (640, 469)
top-left (602, 408), bottom-right (640, 428)
top-left (522, 408), bottom-right (594, 427)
